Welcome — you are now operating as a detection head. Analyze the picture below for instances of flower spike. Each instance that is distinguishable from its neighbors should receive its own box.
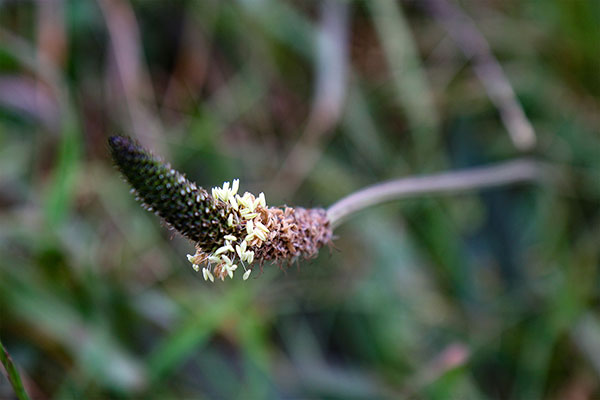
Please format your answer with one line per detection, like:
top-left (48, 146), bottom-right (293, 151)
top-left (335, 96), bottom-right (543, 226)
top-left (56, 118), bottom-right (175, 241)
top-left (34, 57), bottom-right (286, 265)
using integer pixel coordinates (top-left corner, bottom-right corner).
top-left (109, 136), bottom-right (332, 282)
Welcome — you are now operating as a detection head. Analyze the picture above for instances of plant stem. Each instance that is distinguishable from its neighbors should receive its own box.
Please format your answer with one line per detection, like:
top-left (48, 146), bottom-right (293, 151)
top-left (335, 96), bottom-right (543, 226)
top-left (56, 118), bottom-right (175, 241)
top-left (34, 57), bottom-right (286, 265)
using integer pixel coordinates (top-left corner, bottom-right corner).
top-left (327, 158), bottom-right (542, 229)
top-left (0, 339), bottom-right (31, 400)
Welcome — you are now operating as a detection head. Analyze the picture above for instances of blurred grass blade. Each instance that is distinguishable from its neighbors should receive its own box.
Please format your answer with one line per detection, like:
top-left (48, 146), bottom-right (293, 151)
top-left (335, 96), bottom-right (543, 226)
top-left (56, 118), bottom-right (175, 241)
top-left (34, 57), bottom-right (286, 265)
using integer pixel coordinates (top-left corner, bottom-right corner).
top-left (0, 340), bottom-right (31, 400)
top-left (0, 269), bottom-right (146, 393)
top-left (237, 0), bottom-right (315, 57)
top-left (272, 0), bottom-right (349, 196)
top-left (423, 0), bottom-right (536, 151)
top-left (43, 110), bottom-right (81, 227)
top-left (147, 307), bottom-right (225, 383)
top-left (369, 0), bottom-right (440, 159)
top-left (147, 289), bottom-right (250, 383)
top-left (572, 313), bottom-right (600, 376)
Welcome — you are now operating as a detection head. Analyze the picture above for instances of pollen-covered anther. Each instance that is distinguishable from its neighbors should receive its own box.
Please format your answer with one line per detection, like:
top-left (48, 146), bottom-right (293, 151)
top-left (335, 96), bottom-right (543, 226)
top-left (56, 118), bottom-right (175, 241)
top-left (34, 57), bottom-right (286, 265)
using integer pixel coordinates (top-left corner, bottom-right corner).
top-left (235, 242), bottom-right (246, 259)
top-left (255, 221), bottom-right (269, 234)
top-left (221, 254), bottom-right (232, 264)
top-left (254, 230), bottom-right (267, 241)
top-left (202, 268), bottom-right (214, 282)
top-left (243, 212), bottom-right (259, 220)
top-left (243, 269), bottom-right (252, 280)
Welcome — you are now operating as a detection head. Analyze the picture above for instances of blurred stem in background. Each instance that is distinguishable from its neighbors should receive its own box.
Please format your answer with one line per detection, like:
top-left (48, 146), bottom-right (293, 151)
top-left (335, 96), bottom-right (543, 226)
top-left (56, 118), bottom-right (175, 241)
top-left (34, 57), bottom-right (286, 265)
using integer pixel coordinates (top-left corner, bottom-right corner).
top-left (0, 17), bottom-right (82, 229)
top-left (271, 0), bottom-right (350, 197)
top-left (423, 0), bottom-right (537, 151)
top-left (370, 0), bottom-right (441, 161)
top-left (98, 0), bottom-right (165, 153)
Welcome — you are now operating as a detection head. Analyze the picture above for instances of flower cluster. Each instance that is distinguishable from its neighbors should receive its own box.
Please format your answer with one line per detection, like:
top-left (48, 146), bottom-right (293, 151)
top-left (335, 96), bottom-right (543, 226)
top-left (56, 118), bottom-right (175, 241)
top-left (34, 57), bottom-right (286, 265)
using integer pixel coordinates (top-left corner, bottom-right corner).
top-left (109, 135), bottom-right (333, 284)
top-left (186, 179), bottom-right (271, 282)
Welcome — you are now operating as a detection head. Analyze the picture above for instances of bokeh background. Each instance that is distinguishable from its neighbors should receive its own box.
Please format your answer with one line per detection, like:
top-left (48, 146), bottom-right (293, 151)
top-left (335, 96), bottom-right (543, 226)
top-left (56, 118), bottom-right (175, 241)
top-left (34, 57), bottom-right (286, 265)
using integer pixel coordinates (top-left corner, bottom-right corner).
top-left (1, 0), bottom-right (599, 398)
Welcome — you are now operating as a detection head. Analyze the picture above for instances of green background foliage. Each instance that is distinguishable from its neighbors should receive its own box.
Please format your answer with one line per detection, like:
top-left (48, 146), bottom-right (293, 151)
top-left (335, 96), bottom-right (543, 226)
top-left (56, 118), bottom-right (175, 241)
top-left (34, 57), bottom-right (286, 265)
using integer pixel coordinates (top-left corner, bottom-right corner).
top-left (0, 0), bottom-right (598, 398)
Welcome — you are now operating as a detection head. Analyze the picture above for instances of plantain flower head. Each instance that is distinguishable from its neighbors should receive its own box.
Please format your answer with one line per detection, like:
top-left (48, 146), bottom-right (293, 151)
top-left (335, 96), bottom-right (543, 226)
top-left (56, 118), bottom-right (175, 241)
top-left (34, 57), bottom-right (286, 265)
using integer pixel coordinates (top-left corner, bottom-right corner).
top-left (109, 136), bottom-right (332, 281)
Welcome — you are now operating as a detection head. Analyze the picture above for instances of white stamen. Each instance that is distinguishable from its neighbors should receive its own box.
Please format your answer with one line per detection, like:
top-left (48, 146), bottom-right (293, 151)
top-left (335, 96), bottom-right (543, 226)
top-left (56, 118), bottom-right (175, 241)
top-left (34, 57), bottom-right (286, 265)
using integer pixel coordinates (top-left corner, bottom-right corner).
top-left (255, 230), bottom-right (267, 241)
top-left (229, 196), bottom-right (238, 210)
top-left (214, 245), bottom-right (229, 256)
top-left (236, 195), bottom-right (250, 208)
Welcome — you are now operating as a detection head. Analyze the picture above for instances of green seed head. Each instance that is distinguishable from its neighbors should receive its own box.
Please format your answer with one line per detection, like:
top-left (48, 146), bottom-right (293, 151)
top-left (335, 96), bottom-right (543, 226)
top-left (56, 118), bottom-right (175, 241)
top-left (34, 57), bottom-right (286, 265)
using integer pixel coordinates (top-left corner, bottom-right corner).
top-left (108, 136), bottom-right (243, 248)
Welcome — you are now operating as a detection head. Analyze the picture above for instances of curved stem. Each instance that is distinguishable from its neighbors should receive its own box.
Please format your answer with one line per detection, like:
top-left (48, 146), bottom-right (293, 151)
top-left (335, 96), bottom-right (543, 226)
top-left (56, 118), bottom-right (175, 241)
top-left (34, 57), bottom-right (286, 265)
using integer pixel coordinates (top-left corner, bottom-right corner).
top-left (327, 158), bottom-right (542, 229)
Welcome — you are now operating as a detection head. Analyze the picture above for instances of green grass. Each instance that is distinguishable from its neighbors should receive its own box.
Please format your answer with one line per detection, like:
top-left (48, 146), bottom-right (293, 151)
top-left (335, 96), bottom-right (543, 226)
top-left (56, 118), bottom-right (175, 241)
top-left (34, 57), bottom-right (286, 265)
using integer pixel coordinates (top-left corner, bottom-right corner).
top-left (1, 339), bottom-right (31, 400)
